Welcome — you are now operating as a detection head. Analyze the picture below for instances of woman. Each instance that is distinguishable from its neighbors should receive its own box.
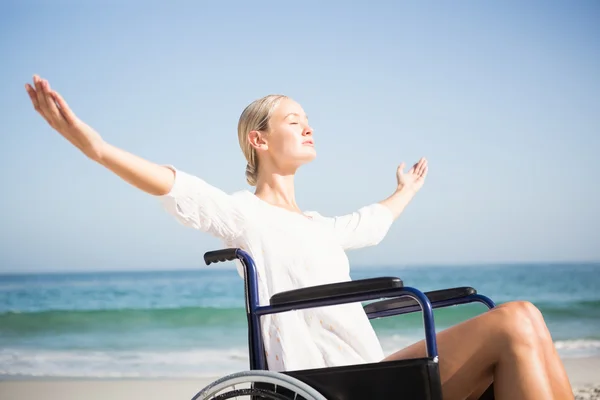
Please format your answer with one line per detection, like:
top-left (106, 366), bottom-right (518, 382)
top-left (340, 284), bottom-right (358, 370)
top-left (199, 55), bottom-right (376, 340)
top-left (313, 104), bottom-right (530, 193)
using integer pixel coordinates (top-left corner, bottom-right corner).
top-left (25, 75), bottom-right (573, 400)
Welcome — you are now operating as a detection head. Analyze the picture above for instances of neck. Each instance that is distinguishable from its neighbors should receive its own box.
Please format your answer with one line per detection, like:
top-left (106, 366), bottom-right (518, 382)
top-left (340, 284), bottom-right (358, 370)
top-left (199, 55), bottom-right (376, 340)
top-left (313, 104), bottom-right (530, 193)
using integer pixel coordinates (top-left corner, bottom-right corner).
top-left (254, 172), bottom-right (300, 213)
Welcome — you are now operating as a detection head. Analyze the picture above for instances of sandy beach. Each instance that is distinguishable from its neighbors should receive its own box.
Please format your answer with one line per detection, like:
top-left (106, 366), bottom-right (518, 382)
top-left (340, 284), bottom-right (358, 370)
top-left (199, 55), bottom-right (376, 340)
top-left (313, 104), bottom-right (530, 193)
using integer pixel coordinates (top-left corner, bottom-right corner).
top-left (0, 356), bottom-right (598, 400)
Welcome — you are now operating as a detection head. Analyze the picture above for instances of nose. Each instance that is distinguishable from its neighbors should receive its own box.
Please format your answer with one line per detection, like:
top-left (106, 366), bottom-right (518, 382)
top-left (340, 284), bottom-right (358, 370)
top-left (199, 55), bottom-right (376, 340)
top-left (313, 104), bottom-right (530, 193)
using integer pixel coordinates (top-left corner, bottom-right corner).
top-left (302, 125), bottom-right (313, 136)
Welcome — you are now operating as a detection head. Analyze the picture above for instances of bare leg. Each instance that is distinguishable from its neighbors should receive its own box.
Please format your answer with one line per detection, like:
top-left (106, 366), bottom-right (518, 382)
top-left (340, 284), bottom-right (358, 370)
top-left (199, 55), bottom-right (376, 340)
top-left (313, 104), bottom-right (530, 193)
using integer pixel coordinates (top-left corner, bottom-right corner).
top-left (382, 301), bottom-right (555, 400)
top-left (496, 301), bottom-right (573, 399)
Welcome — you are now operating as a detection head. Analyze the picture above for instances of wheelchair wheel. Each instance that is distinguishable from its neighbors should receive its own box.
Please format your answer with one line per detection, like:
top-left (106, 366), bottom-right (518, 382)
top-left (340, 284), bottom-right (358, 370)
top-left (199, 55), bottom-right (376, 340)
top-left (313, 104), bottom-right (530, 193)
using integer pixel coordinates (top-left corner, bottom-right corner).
top-left (191, 370), bottom-right (328, 400)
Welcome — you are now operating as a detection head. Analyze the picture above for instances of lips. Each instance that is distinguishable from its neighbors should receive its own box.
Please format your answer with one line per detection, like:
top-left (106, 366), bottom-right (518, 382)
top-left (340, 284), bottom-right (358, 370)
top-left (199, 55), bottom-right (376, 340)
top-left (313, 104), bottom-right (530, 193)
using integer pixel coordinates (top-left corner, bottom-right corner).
top-left (303, 140), bottom-right (314, 146)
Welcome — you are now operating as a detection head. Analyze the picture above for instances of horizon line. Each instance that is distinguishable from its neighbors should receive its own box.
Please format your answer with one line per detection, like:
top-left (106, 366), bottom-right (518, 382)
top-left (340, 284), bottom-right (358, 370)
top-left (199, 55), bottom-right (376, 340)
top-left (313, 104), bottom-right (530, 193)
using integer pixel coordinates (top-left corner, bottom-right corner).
top-left (1, 259), bottom-right (599, 276)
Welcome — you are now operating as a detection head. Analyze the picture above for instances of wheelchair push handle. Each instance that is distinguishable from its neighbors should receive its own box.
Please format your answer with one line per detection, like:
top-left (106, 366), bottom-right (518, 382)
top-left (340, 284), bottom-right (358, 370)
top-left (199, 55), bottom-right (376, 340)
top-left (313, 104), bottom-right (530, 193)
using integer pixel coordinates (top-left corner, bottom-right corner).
top-left (204, 248), bottom-right (240, 265)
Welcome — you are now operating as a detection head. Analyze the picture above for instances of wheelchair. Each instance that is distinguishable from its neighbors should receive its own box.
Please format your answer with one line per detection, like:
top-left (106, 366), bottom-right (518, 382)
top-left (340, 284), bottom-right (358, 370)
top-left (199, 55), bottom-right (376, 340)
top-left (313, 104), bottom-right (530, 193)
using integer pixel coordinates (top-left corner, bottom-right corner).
top-left (191, 248), bottom-right (498, 400)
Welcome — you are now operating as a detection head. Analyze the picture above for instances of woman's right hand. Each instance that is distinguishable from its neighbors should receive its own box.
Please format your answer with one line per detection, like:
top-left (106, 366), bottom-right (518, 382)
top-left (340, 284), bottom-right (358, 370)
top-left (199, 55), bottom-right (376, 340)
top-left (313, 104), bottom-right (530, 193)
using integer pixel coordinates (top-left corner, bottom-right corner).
top-left (25, 75), bottom-right (106, 162)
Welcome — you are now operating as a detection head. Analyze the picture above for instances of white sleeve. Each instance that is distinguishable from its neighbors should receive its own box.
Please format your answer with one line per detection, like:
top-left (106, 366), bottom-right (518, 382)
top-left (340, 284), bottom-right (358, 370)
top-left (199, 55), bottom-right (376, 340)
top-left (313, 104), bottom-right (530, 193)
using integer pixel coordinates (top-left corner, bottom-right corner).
top-left (323, 203), bottom-right (394, 250)
top-left (158, 166), bottom-right (246, 241)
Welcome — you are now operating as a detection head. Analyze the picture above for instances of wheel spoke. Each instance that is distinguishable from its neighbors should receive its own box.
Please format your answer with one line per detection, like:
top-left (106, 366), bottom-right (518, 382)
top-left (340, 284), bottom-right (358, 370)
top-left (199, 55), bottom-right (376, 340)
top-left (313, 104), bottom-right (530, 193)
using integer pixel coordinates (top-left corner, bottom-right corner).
top-left (191, 370), bottom-right (326, 400)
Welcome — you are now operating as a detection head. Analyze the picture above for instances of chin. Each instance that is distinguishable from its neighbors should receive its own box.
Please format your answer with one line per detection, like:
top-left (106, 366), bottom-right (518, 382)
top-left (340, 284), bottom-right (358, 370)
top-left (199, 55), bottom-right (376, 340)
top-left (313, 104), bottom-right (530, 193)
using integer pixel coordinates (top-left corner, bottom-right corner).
top-left (302, 148), bottom-right (317, 162)
top-left (281, 148), bottom-right (317, 170)
top-left (291, 153), bottom-right (316, 170)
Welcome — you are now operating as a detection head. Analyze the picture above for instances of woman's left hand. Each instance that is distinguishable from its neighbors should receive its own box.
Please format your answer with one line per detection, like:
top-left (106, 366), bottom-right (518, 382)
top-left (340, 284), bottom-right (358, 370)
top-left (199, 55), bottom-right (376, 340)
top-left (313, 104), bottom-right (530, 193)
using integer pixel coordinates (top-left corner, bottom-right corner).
top-left (396, 157), bottom-right (428, 193)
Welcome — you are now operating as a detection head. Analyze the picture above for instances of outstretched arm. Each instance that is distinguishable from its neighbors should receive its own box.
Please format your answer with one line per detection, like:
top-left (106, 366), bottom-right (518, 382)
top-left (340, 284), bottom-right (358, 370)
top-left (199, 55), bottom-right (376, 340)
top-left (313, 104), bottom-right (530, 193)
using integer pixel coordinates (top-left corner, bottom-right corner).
top-left (25, 75), bottom-right (174, 196)
top-left (25, 75), bottom-right (245, 241)
top-left (319, 158), bottom-right (428, 250)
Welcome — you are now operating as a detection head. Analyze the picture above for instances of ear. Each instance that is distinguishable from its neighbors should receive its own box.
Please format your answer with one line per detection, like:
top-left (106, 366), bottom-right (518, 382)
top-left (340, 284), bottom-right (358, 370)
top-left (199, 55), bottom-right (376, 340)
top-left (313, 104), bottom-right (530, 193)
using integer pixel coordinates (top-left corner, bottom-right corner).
top-left (248, 130), bottom-right (268, 151)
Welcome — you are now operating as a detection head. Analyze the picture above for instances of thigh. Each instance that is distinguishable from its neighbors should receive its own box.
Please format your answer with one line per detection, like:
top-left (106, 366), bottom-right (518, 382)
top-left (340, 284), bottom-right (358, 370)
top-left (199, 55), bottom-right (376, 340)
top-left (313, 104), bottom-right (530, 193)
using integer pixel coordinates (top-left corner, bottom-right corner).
top-left (382, 307), bottom-right (508, 400)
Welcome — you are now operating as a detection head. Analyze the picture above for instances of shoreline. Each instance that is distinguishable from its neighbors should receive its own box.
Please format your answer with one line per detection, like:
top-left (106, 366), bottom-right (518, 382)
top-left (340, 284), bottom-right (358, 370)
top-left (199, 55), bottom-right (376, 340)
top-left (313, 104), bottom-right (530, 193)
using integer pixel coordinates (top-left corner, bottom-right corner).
top-left (0, 356), bottom-right (598, 400)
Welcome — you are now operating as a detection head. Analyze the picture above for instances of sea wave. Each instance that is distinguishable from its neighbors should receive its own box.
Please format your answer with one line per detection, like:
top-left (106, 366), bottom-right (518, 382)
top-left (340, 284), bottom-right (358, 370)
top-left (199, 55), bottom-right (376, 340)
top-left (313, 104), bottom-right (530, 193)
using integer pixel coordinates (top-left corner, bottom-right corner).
top-left (1, 299), bottom-right (598, 337)
top-left (2, 339), bottom-right (599, 378)
top-left (0, 306), bottom-right (247, 336)
top-left (554, 339), bottom-right (600, 350)
top-left (0, 347), bottom-right (250, 378)
top-left (0, 300), bottom-right (600, 334)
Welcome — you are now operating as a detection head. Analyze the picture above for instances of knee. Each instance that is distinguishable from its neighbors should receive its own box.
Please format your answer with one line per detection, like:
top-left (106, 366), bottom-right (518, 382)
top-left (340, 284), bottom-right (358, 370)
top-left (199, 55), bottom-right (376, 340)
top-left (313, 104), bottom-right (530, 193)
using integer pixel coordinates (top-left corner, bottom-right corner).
top-left (499, 300), bottom-right (547, 328)
top-left (502, 300), bottom-right (545, 322)
top-left (495, 301), bottom-right (542, 347)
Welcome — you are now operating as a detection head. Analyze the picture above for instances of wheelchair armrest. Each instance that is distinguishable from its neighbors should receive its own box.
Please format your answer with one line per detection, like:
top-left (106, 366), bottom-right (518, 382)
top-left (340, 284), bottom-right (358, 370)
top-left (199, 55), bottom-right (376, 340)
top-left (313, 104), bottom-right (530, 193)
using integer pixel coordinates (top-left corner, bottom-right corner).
top-left (363, 286), bottom-right (476, 315)
top-left (270, 277), bottom-right (404, 306)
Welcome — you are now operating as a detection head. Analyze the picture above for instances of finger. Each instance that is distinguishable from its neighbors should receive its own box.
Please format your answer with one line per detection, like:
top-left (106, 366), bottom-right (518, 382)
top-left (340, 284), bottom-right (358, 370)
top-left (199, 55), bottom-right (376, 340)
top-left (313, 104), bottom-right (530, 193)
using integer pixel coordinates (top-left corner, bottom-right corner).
top-left (33, 75), bottom-right (49, 114)
top-left (414, 157), bottom-right (424, 175)
top-left (25, 84), bottom-right (41, 112)
top-left (421, 165), bottom-right (429, 179)
top-left (29, 79), bottom-right (53, 125)
top-left (397, 162), bottom-right (406, 175)
top-left (417, 158), bottom-right (427, 175)
top-left (41, 79), bottom-right (64, 125)
top-left (52, 90), bottom-right (77, 125)
top-left (409, 162), bottom-right (417, 174)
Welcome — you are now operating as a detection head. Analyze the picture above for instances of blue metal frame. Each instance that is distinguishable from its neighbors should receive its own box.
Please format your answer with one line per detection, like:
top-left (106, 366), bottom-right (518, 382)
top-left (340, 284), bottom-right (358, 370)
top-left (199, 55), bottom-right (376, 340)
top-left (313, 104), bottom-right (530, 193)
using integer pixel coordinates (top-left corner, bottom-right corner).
top-left (365, 293), bottom-right (496, 319)
top-left (231, 249), bottom-right (495, 371)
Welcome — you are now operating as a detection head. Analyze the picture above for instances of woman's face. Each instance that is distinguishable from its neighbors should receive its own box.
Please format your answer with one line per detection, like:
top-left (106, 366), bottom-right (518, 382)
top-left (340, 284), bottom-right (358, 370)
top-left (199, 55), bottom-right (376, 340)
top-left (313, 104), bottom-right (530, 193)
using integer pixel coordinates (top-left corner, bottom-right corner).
top-left (252, 97), bottom-right (316, 172)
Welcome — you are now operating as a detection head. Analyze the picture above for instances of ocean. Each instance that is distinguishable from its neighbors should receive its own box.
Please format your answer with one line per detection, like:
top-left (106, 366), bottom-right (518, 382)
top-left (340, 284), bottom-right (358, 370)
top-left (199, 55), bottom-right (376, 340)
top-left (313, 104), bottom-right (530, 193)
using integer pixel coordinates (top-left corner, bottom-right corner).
top-left (1, 263), bottom-right (599, 379)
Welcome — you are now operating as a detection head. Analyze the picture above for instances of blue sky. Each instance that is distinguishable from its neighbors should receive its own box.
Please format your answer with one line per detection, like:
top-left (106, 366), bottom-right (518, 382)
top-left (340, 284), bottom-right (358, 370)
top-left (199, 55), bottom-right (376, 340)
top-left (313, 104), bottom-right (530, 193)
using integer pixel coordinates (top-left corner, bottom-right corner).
top-left (1, 1), bottom-right (598, 272)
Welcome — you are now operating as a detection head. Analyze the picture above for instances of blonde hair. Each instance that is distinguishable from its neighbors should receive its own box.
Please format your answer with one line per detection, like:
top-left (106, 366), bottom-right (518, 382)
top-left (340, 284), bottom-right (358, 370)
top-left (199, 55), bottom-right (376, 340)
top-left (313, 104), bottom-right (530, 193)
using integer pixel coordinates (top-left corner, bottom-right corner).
top-left (237, 94), bottom-right (288, 186)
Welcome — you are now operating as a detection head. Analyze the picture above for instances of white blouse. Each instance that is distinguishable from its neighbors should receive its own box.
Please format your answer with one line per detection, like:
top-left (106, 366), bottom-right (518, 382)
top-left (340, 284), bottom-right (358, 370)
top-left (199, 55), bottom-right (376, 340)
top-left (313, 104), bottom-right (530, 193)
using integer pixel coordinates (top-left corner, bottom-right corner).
top-left (159, 167), bottom-right (395, 372)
